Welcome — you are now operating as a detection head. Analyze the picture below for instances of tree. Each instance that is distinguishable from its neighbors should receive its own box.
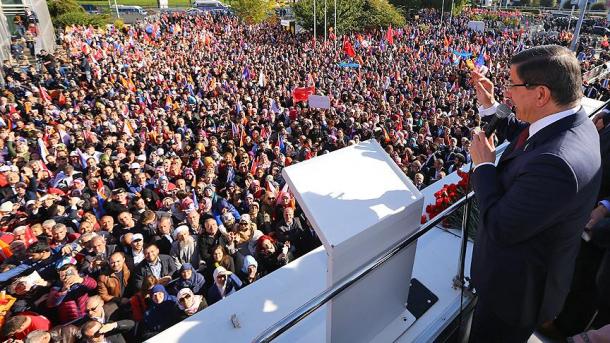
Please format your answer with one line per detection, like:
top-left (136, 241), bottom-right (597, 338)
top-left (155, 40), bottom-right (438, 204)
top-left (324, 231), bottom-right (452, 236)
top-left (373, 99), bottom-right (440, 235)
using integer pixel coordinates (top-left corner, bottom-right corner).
top-left (47, 0), bottom-right (109, 27)
top-left (230, 0), bottom-right (275, 24)
top-left (590, 2), bottom-right (606, 9)
top-left (293, 0), bottom-right (405, 34)
top-left (47, 0), bottom-right (84, 18)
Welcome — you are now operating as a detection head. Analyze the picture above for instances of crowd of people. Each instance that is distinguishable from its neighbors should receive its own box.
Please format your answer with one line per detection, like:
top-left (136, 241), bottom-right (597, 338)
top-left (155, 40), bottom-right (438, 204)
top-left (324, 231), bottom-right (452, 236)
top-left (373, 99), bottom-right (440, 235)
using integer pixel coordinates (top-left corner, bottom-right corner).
top-left (0, 7), bottom-right (608, 342)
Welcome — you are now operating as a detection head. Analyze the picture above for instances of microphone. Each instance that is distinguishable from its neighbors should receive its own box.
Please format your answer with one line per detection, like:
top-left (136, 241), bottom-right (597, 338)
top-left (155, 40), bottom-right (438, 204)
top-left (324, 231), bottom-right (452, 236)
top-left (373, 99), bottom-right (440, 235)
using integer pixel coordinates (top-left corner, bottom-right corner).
top-left (484, 103), bottom-right (512, 138)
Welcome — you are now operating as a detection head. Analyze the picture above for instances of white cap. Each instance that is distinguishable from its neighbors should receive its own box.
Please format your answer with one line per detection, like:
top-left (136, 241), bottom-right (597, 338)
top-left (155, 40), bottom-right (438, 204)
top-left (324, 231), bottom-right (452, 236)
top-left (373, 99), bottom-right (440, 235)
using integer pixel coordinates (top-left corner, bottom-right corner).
top-left (173, 225), bottom-right (189, 239)
top-left (0, 201), bottom-right (14, 212)
top-left (130, 162), bottom-right (140, 169)
top-left (132, 233), bottom-right (144, 242)
top-left (156, 148), bottom-right (164, 156)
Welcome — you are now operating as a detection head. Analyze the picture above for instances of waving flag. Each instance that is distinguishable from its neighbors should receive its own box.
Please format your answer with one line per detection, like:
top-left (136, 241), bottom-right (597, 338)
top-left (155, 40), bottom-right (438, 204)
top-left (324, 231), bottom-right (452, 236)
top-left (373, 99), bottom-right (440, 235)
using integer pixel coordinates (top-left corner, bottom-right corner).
top-left (475, 47), bottom-right (486, 67)
top-left (242, 66), bottom-right (251, 80)
top-left (292, 86), bottom-right (315, 103)
top-left (343, 37), bottom-right (356, 58)
top-left (275, 134), bottom-right (285, 153)
top-left (386, 25), bottom-right (394, 45)
top-left (37, 138), bottom-right (50, 163)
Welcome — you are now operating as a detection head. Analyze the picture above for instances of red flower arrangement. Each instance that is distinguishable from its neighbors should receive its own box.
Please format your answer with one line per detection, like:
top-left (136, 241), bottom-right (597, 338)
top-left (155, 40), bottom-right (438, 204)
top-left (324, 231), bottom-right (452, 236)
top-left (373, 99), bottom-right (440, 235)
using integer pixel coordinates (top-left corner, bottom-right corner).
top-left (421, 170), bottom-right (470, 224)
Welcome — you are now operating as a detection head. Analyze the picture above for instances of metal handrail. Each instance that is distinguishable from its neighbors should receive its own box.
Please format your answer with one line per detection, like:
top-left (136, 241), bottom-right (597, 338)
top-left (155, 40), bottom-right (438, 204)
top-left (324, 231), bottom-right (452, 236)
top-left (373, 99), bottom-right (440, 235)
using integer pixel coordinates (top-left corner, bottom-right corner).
top-left (252, 190), bottom-right (477, 343)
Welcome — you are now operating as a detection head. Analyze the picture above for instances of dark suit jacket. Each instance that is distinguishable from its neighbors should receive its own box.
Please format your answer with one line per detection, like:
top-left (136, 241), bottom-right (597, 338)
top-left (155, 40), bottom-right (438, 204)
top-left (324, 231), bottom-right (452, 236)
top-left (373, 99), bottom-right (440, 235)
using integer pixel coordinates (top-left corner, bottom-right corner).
top-left (133, 254), bottom-right (177, 289)
top-left (597, 121), bottom-right (610, 200)
top-left (471, 108), bottom-right (602, 327)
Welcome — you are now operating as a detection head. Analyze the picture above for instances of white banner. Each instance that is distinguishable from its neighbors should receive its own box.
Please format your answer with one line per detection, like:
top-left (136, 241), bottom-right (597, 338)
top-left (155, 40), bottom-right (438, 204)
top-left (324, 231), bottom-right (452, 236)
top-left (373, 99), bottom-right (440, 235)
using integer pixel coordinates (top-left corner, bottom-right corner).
top-left (308, 95), bottom-right (330, 109)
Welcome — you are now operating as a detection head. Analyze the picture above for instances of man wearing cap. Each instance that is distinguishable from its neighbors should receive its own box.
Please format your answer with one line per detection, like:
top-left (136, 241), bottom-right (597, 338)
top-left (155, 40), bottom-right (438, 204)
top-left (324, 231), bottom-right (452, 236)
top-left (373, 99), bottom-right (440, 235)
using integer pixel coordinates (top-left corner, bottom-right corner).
top-left (7, 180), bottom-right (36, 206)
top-left (125, 233), bottom-right (145, 270)
top-left (170, 225), bottom-right (200, 270)
top-left (103, 188), bottom-right (130, 218)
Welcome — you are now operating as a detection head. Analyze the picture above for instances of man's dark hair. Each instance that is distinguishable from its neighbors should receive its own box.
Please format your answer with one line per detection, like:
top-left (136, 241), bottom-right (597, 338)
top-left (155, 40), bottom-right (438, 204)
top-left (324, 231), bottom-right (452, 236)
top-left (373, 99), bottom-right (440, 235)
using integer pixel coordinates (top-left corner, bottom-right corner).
top-left (2, 315), bottom-right (27, 337)
top-left (144, 242), bottom-right (159, 251)
top-left (27, 241), bottom-right (50, 254)
top-left (511, 45), bottom-right (582, 106)
top-left (80, 320), bottom-right (101, 337)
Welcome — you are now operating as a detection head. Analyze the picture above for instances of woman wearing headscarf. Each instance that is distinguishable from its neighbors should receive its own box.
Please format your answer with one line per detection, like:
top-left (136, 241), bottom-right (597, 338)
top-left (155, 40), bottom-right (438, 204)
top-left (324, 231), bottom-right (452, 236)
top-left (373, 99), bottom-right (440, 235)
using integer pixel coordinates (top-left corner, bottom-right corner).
top-left (237, 255), bottom-right (260, 286)
top-left (173, 263), bottom-right (206, 295)
top-left (206, 266), bottom-right (243, 305)
top-left (175, 288), bottom-right (208, 321)
top-left (142, 284), bottom-right (180, 340)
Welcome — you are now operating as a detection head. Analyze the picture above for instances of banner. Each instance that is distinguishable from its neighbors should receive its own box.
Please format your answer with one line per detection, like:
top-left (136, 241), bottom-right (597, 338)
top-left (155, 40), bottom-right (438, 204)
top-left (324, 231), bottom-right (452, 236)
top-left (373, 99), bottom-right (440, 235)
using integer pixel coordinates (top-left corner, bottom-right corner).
top-left (308, 95), bottom-right (330, 109)
top-left (337, 62), bottom-right (360, 68)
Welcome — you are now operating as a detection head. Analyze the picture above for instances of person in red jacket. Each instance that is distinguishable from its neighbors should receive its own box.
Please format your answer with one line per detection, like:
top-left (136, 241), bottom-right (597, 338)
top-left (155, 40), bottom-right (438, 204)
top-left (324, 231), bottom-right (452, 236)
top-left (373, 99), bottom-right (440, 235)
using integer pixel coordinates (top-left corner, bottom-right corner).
top-left (1, 311), bottom-right (51, 340)
top-left (47, 263), bottom-right (97, 324)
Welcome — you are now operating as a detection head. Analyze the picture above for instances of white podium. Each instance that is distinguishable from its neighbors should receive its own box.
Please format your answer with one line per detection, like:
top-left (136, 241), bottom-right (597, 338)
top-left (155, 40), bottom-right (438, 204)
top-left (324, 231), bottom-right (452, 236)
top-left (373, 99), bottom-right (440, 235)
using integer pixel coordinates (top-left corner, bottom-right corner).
top-left (283, 139), bottom-right (424, 343)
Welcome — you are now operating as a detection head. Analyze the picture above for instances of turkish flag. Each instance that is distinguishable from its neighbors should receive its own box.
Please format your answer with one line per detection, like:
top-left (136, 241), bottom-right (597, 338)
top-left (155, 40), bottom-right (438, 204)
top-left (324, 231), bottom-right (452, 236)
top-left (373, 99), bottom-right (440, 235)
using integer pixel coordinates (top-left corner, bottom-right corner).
top-left (292, 86), bottom-right (315, 103)
top-left (386, 25), bottom-right (394, 45)
top-left (343, 38), bottom-right (355, 58)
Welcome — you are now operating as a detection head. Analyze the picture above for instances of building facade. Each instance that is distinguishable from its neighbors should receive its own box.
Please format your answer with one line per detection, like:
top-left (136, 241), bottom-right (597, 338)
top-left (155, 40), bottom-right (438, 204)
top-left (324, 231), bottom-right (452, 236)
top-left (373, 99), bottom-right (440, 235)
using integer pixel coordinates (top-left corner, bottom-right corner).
top-left (0, 0), bottom-right (55, 85)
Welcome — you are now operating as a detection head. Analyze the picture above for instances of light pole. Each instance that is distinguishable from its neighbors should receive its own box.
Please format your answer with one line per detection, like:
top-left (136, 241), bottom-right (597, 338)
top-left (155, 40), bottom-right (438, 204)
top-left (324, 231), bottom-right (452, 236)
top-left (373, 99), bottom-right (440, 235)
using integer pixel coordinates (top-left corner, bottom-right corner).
top-left (449, 0), bottom-right (454, 26)
top-left (313, 0), bottom-right (317, 46)
top-left (334, 0), bottom-right (337, 50)
top-left (114, 0), bottom-right (120, 18)
top-left (570, 0), bottom-right (588, 51)
top-left (324, 0), bottom-right (327, 42)
top-left (440, 0), bottom-right (446, 29)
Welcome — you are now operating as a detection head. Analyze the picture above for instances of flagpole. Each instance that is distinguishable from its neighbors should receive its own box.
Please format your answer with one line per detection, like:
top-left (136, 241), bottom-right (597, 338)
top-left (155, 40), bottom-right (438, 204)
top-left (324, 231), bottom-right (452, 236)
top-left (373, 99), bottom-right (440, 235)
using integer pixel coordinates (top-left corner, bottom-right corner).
top-left (334, 0), bottom-right (337, 51)
top-left (449, 0), bottom-right (454, 26)
top-left (313, 0), bottom-right (317, 47)
top-left (324, 0), bottom-right (327, 43)
top-left (440, 0), bottom-right (445, 29)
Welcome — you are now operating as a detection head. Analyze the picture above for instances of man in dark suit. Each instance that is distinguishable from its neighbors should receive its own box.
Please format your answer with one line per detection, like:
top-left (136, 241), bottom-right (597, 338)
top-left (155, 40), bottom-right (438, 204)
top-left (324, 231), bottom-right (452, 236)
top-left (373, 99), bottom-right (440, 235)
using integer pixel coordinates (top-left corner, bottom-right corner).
top-left (469, 45), bottom-right (602, 342)
top-left (548, 106), bottom-right (610, 337)
top-left (132, 243), bottom-right (177, 290)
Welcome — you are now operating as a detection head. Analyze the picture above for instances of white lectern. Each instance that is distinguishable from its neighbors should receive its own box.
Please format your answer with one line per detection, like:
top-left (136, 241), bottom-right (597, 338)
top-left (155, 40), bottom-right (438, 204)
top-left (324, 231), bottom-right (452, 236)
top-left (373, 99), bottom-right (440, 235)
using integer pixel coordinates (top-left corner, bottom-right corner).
top-left (283, 139), bottom-right (424, 343)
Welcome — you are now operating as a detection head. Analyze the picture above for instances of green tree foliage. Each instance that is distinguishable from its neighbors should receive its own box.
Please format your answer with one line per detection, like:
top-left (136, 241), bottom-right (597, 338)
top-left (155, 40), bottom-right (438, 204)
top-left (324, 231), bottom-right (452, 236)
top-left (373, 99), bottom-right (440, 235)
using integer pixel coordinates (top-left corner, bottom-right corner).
top-left (590, 2), bottom-right (606, 9)
top-left (539, 0), bottom-right (557, 7)
top-left (293, 0), bottom-right (405, 34)
top-left (54, 12), bottom-right (109, 27)
top-left (47, 0), bottom-right (109, 27)
top-left (230, 0), bottom-right (275, 24)
top-left (47, 0), bottom-right (84, 18)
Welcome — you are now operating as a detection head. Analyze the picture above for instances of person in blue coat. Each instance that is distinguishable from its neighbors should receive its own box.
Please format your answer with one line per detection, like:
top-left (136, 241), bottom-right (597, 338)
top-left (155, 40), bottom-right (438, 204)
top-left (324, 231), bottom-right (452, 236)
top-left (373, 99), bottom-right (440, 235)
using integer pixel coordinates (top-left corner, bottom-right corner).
top-left (142, 284), bottom-right (180, 339)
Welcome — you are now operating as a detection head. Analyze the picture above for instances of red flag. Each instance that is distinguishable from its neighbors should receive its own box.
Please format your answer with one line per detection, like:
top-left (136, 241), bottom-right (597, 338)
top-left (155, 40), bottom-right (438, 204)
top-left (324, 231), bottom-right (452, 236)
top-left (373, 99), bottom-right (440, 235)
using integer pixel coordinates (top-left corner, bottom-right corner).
top-left (250, 157), bottom-right (259, 175)
top-left (39, 86), bottom-right (51, 102)
top-left (292, 86), bottom-right (315, 103)
top-left (343, 37), bottom-right (356, 58)
top-left (386, 25), bottom-right (394, 45)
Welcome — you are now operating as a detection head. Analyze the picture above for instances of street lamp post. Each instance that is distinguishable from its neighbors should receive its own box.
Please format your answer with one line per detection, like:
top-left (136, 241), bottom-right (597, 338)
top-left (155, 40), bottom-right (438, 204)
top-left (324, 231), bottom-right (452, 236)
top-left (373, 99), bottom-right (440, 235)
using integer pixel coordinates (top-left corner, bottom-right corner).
top-left (570, 0), bottom-right (588, 51)
top-left (313, 0), bottom-right (317, 46)
top-left (440, 0), bottom-right (446, 29)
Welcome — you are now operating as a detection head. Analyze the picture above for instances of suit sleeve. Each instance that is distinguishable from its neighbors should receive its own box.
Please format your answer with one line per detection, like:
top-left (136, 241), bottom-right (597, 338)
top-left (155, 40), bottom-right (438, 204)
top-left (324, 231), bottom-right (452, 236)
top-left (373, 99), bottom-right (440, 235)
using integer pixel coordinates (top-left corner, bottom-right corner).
top-left (591, 218), bottom-right (610, 249)
top-left (472, 153), bottom-right (577, 245)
